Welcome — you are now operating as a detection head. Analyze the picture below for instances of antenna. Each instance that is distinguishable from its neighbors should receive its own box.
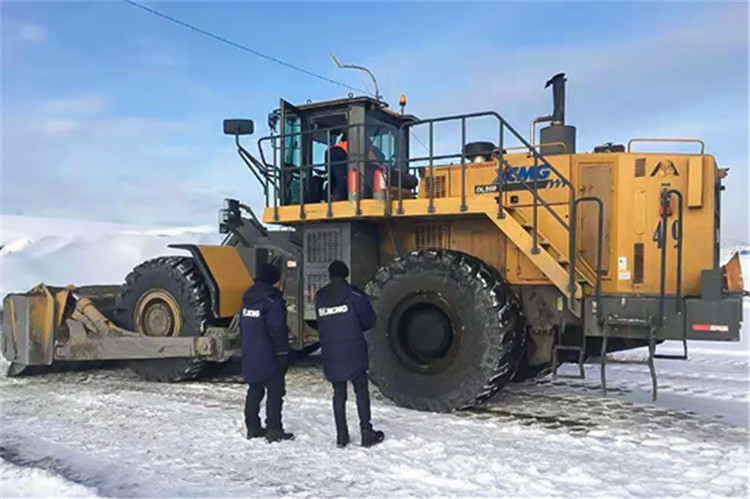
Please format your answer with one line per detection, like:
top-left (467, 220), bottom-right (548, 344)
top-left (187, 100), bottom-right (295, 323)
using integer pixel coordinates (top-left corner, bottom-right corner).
top-left (330, 52), bottom-right (381, 102)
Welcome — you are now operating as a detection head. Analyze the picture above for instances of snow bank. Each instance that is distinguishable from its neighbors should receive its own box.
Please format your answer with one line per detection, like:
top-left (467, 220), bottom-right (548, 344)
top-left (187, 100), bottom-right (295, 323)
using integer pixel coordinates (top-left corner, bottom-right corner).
top-left (1, 459), bottom-right (100, 498)
top-left (1, 215), bottom-right (221, 298)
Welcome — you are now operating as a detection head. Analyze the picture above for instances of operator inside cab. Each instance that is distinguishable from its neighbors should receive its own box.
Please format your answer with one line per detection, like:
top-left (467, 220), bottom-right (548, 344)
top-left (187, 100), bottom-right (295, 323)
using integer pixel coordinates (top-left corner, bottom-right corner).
top-left (326, 130), bottom-right (387, 202)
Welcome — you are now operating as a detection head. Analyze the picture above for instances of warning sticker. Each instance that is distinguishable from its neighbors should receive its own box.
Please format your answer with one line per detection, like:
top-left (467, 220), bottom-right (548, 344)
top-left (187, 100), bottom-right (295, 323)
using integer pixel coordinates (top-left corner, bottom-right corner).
top-left (618, 257), bottom-right (628, 271)
top-left (618, 271), bottom-right (631, 280)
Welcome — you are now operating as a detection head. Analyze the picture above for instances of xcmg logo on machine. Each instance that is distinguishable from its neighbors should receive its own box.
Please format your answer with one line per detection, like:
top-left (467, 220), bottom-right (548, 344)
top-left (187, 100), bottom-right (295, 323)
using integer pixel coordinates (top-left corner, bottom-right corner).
top-left (474, 164), bottom-right (564, 194)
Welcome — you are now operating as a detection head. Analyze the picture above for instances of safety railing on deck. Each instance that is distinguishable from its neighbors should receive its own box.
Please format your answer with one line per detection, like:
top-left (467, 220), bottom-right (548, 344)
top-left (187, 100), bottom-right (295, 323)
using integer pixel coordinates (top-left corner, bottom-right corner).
top-left (396, 111), bottom-right (598, 310)
top-left (396, 113), bottom-right (576, 257)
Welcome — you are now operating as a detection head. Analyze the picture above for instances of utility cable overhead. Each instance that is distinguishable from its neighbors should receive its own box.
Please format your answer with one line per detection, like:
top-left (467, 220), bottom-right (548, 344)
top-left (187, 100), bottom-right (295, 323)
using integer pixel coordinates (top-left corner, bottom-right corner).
top-left (121, 0), bottom-right (372, 96)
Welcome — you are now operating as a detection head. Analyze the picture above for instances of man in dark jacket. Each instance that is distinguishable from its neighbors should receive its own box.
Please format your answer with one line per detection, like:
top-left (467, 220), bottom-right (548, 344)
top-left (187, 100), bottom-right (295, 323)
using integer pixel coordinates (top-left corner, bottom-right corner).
top-left (314, 260), bottom-right (384, 448)
top-left (240, 263), bottom-right (294, 443)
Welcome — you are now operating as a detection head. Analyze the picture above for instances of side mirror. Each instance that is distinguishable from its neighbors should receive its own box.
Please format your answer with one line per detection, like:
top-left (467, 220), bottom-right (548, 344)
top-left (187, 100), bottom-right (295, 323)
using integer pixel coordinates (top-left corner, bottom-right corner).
top-left (223, 119), bottom-right (254, 136)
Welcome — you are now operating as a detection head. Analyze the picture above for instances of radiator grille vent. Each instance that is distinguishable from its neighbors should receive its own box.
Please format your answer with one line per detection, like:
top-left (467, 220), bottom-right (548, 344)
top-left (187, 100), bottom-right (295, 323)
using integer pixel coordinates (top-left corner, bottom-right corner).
top-left (635, 158), bottom-right (646, 178)
top-left (305, 272), bottom-right (329, 302)
top-left (428, 175), bottom-right (447, 198)
top-left (305, 229), bottom-right (340, 264)
top-left (415, 224), bottom-right (450, 250)
top-left (634, 243), bottom-right (644, 284)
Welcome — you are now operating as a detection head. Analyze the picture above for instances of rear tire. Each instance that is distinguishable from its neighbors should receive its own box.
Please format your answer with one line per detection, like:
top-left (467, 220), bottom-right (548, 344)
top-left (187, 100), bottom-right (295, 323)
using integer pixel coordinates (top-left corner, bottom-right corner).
top-left (365, 250), bottom-right (525, 412)
top-left (115, 256), bottom-right (212, 382)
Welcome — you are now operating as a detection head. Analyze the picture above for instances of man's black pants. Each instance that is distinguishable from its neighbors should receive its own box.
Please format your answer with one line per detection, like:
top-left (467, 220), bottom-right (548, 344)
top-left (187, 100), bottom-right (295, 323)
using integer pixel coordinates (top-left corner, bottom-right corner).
top-left (332, 372), bottom-right (372, 435)
top-left (245, 370), bottom-right (286, 433)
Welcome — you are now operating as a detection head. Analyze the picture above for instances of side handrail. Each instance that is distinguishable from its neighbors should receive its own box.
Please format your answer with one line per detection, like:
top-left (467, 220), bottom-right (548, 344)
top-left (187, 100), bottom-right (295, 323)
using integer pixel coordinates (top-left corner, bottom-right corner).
top-left (659, 189), bottom-right (684, 326)
top-left (570, 197), bottom-right (604, 318)
top-left (503, 141), bottom-right (569, 155)
top-left (627, 138), bottom-right (705, 155)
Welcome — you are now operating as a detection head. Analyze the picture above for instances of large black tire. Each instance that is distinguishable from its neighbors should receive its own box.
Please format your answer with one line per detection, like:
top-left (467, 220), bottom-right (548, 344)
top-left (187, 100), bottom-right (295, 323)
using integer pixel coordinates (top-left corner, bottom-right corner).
top-left (365, 250), bottom-right (526, 412)
top-left (115, 256), bottom-right (212, 382)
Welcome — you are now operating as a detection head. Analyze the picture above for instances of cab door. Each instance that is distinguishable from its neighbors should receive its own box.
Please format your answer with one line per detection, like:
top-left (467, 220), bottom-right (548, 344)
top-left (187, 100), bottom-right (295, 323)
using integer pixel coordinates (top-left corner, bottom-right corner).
top-left (279, 99), bottom-right (303, 205)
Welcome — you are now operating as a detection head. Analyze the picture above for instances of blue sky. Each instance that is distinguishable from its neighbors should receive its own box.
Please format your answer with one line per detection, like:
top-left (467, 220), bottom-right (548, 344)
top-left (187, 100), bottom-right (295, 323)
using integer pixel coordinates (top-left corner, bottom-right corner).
top-left (1, 1), bottom-right (748, 243)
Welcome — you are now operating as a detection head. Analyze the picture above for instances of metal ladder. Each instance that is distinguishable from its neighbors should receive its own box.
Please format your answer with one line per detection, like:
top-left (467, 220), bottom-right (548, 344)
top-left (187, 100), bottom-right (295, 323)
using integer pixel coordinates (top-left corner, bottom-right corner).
top-left (552, 323), bottom-right (586, 379)
top-left (551, 196), bottom-right (605, 380)
top-left (600, 315), bottom-right (658, 401)
top-left (597, 189), bottom-right (688, 401)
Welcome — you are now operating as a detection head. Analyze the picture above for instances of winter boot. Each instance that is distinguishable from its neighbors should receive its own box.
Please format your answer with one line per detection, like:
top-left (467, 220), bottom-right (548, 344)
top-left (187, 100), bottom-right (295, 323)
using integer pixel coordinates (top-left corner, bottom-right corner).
top-left (266, 429), bottom-right (295, 443)
top-left (361, 429), bottom-right (385, 448)
top-left (246, 427), bottom-right (266, 439)
top-left (336, 431), bottom-right (350, 449)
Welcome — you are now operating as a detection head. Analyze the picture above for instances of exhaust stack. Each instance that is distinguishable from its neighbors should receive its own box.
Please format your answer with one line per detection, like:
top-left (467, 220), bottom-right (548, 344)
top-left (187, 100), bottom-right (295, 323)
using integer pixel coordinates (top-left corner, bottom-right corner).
top-left (539, 73), bottom-right (576, 155)
top-left (546, 73), bottom-right (566, 125)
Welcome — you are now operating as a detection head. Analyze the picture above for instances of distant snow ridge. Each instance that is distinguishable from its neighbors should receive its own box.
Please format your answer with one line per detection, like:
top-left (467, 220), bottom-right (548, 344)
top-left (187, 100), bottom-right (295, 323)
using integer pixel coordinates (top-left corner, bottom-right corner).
top-left (0, 237), bottom-right (33, 256)
top-left (1, 215), bottom-right (221, 298)
top-left (1, 215), bottom-right (748, 300)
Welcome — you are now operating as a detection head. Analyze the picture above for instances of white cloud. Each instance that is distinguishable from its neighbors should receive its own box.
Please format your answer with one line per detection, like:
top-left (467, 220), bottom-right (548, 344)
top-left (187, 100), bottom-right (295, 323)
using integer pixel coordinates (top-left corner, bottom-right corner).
top-left (16, 22), bottom-right (46, 43)
top-left (39, 119), bottom-right (81, 137)
top-left (43, 95), bottom-right (109, 116)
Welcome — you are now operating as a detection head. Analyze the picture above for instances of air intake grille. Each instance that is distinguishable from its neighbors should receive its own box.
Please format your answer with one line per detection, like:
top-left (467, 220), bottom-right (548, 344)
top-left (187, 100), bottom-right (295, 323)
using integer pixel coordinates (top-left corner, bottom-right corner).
top-left (427, 175), bottom-right (447, 198)
top-left (306, 229), bottom-right (341, 264)
top-left (415, 224), bottom-right (450, 250)
top-left (634, 243), bottom-right (644, 284)
top-left (635, 158), bottom-right (646, 178)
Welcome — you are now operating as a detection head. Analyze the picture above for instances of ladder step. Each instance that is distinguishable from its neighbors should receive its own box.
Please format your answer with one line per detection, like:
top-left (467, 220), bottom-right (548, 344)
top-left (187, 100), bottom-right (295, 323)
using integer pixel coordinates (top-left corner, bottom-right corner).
top-left (554, 374), bottom-right (586, 380)
top-left (605, 317), bottom-right (651, 328)
top-left (601, 357), bottom-right (650, 365)
top-left (554, 345), bottom-right (583, 352)
top-left (653, 353), bottom-right (688, 360)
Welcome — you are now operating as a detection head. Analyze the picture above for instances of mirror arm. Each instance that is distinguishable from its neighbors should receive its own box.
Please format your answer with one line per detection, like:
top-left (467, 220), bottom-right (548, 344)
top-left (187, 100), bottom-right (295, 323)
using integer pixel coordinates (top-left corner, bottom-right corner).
top-left (235, 135), bottom-right (272, 184)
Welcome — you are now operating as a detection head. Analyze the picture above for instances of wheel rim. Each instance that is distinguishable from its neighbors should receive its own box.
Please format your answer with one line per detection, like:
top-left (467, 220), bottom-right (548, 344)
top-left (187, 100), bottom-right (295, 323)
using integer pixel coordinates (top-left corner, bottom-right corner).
top-left (134, 289), bottom-right (182, 337)
top-left (388, 292), bottom-right (462, 374)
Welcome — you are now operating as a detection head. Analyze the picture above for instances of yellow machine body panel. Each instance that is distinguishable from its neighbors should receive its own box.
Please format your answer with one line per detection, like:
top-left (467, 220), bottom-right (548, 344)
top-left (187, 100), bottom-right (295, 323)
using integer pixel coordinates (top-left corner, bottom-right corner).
top-left (263, 148), bottom-right (720, 301)
top-left (193, 245), bottom-right (254, 317)
top-left (570, 153), bottom-right (717, 296)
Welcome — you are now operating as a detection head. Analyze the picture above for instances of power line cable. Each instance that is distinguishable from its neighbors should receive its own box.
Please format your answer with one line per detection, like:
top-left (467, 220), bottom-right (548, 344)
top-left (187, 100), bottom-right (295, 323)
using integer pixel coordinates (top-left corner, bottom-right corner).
top-left (121, 0), bottom-right (372, 96)
top-left (123, 1), bottom-right (429, 153)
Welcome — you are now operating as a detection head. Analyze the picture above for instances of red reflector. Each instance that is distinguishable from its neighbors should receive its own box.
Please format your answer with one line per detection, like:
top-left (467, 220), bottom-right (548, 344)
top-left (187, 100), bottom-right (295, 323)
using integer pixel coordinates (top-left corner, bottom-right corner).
top-left (692, 324), bottom-right (730, 332)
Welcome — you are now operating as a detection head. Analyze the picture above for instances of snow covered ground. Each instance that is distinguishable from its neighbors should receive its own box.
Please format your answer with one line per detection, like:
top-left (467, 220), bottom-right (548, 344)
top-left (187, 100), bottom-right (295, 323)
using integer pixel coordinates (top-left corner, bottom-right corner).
top-left (1, 354), bottom-right (748, 498)
top-left (0, 215), bottom-right (748, 498)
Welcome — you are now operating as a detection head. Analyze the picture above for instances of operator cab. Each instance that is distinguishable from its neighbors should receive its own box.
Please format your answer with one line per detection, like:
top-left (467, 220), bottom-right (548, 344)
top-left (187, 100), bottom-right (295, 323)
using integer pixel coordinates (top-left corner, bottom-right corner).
top-left (266, 96), bottom-right (419, 206)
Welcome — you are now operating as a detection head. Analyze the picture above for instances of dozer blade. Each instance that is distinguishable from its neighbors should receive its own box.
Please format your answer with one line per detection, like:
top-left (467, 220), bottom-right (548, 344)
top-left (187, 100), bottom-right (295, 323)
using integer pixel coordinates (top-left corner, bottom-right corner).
top-left (2, 284), bottom-right (225, 377)
top-left (2, 284), bottom-right (121, 376)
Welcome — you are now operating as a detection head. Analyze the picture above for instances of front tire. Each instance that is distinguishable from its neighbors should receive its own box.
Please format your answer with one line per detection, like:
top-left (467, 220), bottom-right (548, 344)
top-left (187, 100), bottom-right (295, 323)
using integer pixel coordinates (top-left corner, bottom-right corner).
top-left (115, 256), bottom-right (213, 382)
top-left (365, 250), bottom-right (525, 412)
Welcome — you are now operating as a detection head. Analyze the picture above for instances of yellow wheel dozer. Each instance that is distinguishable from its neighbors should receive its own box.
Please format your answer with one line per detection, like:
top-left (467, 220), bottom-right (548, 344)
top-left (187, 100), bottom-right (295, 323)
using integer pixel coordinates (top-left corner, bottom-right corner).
top-left (2, 74), bottom-right (745, 410)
